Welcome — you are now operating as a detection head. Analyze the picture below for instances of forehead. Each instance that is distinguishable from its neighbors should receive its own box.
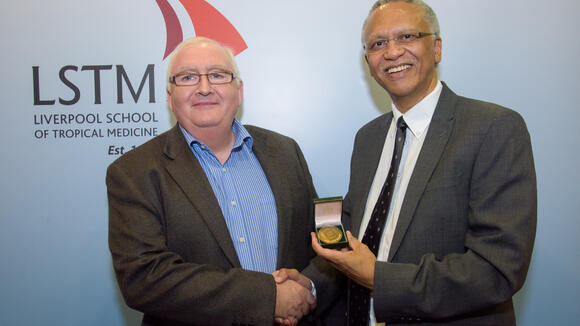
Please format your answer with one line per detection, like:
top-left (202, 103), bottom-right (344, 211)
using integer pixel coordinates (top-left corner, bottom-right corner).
top-left (171, 42), bottom-right (233, 73)
top-left (365, 2), bottom-right (429, 39)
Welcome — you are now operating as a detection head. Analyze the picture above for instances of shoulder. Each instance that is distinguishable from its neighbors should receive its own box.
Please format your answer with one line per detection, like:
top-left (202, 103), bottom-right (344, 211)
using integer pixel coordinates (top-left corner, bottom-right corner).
top-left (106, 126), bottom-right (178, 173)
top-left (439, 84), bottom-right (529, 135)
top-left (454, 95), bottom-right (529, 136)
top-left (457, 96), bottom-right (520, 118)
top-left (245, 124), bottom-right (299, 148)
top-left (245, 124), bottom-right (292, 140)
top-left (441, 83), bottom-right (526, 125)
top-left (354, 113), bottom-right (391, 143)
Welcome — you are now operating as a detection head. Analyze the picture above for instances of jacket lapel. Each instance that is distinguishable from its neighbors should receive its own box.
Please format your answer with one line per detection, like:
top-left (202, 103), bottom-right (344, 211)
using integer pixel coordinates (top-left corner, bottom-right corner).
top-left (163, 125), bottom-right (241, 267)
top-left (388, 83), bottom-right (457, 261)
top-left (248, 129), bottom-right (292, 268)
top-left (351, 113), bottom-right (393, 237)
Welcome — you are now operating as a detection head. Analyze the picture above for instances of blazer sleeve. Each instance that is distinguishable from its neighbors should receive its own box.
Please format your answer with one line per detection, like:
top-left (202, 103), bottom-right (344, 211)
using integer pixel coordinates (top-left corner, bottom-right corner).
top-left (372, 109), bottom-right (537, 322)
top-left (106, 158), bottom-right (277, 326)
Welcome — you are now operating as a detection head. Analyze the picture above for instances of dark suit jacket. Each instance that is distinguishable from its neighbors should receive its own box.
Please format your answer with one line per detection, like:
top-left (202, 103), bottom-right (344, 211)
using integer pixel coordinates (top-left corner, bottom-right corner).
top-left (343, 83), bottom-right (537, 325)
top-left (107, 124), bottom-right (340, 326)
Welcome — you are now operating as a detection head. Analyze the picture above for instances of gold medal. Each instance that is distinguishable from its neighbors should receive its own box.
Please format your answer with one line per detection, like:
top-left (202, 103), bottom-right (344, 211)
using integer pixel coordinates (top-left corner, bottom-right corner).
top-left (318, 226), bottom-right (343, 244)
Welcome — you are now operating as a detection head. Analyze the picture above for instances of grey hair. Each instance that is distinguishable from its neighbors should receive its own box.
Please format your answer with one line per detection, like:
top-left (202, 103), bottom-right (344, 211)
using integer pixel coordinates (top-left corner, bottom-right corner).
top-left (362, 0), bottom-right (440, 45)
top-left (166, 37), bottom-right (241, 92)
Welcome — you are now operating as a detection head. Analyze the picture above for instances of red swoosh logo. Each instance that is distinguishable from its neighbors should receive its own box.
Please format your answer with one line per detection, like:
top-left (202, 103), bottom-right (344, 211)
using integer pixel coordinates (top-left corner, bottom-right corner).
top-left (156, 0), bottom-right (183, 59)
top-left (155, 0), bottom-right (248, 59)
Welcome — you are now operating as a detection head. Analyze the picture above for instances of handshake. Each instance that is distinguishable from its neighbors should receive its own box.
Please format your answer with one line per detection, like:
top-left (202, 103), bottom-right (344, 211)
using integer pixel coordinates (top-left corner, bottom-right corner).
top-left (272, 268), bottom-right (317, 326)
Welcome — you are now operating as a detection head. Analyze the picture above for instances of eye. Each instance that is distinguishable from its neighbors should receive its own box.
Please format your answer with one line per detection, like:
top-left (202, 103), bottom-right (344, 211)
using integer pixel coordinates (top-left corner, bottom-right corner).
top-left (369, 40), bottom-right (387, 50)
top-left (398, 34), bottom-right (417, 43)
top-left (179, 74), bottom-right (198, 82)
top-left (209, 72), bottom-right (226, 80)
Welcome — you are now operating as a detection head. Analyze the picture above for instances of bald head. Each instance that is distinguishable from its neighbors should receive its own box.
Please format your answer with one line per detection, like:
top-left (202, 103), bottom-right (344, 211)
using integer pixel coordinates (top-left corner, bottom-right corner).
top-left (362, 0), bottom-right (440, 45)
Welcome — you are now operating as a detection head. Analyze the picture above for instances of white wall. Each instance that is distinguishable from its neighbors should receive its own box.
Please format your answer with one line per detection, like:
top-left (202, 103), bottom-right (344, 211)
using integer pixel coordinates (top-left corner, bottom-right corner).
top-left (1, 1), bottom-right (578, 325)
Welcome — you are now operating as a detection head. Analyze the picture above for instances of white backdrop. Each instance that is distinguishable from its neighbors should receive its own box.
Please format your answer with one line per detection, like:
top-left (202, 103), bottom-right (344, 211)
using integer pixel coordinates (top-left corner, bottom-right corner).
top-left (1, 1), bottom-right (579, 325)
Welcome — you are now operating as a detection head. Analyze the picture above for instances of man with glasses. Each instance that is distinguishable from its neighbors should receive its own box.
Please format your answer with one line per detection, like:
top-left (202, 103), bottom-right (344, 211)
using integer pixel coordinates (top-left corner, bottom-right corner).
top-left (107, 37), bottom-right (340, 326)
top-left (312, 1), bottom-right (536, 325)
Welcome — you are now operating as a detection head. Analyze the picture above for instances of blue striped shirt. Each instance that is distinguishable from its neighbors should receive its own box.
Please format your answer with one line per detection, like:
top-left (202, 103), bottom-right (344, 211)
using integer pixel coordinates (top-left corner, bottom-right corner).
top-left (180, 120), bottom-right (278, 273)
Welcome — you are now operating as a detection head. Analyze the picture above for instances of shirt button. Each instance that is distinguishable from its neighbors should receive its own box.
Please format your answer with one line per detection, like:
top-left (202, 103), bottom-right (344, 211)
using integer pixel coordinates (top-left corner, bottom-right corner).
top-left (239, 237), bottom-right (245, 243)
top-left (222, 167), bottom-right (227, 172)
top-left (231, 201), bottom-right (237, 206)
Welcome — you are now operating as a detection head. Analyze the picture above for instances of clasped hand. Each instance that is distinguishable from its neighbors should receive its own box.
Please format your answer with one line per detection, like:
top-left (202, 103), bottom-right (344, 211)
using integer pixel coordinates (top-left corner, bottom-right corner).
top-left (272, 268), bottom-right (316, 326)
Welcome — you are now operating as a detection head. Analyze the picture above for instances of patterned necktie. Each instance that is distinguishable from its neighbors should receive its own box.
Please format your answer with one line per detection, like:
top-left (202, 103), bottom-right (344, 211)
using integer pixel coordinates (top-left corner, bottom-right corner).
top-left (348, 116), bottom-right (408, 326)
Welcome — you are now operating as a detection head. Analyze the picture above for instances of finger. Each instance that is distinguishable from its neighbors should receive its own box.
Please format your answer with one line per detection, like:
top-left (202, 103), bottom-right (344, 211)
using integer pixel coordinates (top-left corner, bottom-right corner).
top-left (278, 317), bottom-right (296, 326)
top-left (299, 299), bottom-right (310, 317)
top-left (305, 292), bottom-right (316, 306)
top-left (310, 232), bottom-right (323, 253)
top-left (307, 293), bottom-right (317, 310)
top-left (310, 300), bottom-right (317, 311)
top-left (345, 231), bottom-right (361, 250)
top-left (346, 231), bottom-right (358, 244)
top-left (296, 288), bottom-right (311, 316)
top-left (311, 233), bottom-right (339, 259)
top-left (312, 235), bottom-right (347, 262)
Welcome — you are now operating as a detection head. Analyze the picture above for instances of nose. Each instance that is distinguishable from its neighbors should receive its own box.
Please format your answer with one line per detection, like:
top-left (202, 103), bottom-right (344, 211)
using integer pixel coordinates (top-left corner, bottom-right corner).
top-left (196, 75), bottom-right (213, 95)
top-left (383, 42), bottom-right (405, 60)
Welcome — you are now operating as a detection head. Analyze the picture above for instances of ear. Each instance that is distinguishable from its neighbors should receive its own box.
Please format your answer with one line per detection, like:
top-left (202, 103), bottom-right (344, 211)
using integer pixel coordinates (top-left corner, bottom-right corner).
top-left (364, 53), bottom-right (378, 80)
top-left (434, 37), bottom-right (442, 64)
top-left (237, 80), bottom-right (244, 103)
top-left (166, 88), bottom-right (174, 112)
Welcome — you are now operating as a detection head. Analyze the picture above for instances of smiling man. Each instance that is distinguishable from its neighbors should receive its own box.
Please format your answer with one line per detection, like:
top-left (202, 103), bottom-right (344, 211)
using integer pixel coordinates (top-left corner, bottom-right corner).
top-left (311, 1), bottom-right (537, 325)
top-left (107, 37), bottom-right (341, 326)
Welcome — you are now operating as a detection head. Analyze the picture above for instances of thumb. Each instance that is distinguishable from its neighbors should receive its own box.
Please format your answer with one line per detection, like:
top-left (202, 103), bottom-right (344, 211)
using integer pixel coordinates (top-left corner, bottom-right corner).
top-left (272, 269), bottom-right (289, 283)
top-left (346, 231), bottom-right (360, 249)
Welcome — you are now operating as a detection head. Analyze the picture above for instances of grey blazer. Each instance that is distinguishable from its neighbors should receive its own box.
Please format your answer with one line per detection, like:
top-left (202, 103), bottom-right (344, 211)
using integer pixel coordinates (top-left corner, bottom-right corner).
top-left (107, 124), bottom-right (340, 326)
top-left (343, 83), bottom-right (536, 325)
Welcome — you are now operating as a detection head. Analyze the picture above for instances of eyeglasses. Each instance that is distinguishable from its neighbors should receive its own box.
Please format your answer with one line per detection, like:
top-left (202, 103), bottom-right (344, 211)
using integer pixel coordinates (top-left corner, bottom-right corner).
top-left (169, 71), bottom-right (237, 86)
top-left (365, 32), bottom-right (437, 54)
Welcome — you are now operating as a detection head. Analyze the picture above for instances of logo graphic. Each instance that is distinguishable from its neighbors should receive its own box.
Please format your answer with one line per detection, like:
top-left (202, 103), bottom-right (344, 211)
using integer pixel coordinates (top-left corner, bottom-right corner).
top-left (155, 0), bottom-right (248, 59)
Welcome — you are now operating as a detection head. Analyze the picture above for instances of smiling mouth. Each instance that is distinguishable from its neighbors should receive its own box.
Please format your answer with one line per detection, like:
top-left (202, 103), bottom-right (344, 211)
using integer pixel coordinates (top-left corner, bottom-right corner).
top-left (194, 102), bottom-right (217, 106)
top-left (387, 65), bottom-right (411, 74)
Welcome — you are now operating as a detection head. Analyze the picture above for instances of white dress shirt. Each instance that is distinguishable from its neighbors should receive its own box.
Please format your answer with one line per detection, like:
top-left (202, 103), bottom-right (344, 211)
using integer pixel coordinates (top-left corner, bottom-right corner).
top-left (358, 81), bottom-right (443, 326)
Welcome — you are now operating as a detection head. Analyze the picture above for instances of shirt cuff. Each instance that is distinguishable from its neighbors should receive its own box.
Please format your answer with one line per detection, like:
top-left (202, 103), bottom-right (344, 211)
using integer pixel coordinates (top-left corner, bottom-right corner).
top-left (310, 280), bottom-right (317, 299)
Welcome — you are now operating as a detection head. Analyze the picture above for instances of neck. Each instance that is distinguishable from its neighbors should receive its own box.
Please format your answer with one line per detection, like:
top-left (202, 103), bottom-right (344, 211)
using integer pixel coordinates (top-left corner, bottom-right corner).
top-left (392, 99), bottom-right (415, 114)
top-left (392, 78), bottom-right (439, 113)
top-left (188, 124), bottom-right (235, 164)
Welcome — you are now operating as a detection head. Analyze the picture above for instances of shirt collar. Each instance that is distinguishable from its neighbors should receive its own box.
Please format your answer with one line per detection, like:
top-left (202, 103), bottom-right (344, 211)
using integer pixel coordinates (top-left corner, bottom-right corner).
top-left (179, 119), bottom-right (254, 151)
top-left (392, 80), bottom-right (442, 138)
top-left (232, 119), bottom-right (254, 150)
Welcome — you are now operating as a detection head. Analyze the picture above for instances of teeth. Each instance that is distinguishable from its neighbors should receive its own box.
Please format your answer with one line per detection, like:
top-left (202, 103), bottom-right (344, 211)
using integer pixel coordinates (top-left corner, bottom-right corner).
top-left (387, 65), bottom-right (411, 74)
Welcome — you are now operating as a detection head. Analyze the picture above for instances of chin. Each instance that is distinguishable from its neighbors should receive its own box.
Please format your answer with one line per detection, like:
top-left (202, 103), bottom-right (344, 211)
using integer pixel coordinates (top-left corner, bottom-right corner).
top-left (383, 83), bottom-right (416, 98)
top-left (192, 121), bottom-right (221, 129)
